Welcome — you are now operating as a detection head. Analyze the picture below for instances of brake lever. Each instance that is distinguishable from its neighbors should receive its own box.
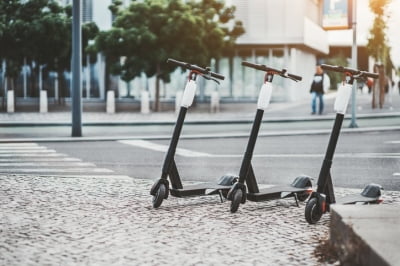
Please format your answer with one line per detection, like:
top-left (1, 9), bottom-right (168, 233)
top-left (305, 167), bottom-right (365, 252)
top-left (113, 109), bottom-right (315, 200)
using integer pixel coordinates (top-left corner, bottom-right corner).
top-left (201, 67), bottom-right (220, 84)
top-left (202, 74), bottom-right (220, 84)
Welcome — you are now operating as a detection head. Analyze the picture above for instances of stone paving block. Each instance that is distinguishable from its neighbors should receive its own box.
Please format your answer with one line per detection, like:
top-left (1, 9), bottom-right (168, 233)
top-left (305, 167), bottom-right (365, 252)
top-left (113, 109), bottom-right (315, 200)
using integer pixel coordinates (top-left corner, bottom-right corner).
top-left (1, 174), bottom-right (399, 266)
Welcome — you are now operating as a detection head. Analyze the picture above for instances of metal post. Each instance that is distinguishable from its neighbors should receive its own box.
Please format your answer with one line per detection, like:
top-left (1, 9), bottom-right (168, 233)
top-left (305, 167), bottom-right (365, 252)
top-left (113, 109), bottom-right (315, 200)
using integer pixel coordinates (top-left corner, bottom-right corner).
top-left (23, 57), bottom-right (27, 99)
top-left (349, 0), bottom-right (358, 128)
top-left (72, 0), bottom-right (82, 137)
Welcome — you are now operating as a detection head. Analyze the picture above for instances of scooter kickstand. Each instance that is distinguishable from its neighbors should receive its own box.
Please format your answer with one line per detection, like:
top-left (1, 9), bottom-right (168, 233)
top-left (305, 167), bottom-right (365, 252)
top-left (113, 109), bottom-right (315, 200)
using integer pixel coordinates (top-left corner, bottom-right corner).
top-left (218, 190), bottom-right (224, 203)
top-left (294, 193), bottom-right (299, 207)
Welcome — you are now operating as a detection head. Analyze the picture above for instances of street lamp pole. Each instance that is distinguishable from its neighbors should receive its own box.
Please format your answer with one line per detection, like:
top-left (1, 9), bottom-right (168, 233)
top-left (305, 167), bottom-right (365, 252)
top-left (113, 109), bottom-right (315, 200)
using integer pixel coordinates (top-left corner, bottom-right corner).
top-left (72, 0), bottom-right (82, 137)
top-left (349, 0), bottom-right (358, 128)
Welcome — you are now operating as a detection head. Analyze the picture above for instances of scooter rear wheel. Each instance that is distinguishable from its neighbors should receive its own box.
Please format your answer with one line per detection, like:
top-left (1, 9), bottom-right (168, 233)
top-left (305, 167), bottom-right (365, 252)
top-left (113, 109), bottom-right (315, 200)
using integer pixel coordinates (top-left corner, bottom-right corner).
top-left (305, 197), bottom-right (322, 224)
top-left (152, 184), bottom-right (167, 208)
top-left (230, 189), bottom-right (243, 213)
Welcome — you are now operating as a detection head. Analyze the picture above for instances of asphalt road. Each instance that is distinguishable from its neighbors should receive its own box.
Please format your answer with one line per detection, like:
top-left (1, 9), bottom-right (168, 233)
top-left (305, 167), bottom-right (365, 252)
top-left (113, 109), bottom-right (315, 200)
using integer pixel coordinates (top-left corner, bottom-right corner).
top-left (44, 130), bottom-right (400, 191)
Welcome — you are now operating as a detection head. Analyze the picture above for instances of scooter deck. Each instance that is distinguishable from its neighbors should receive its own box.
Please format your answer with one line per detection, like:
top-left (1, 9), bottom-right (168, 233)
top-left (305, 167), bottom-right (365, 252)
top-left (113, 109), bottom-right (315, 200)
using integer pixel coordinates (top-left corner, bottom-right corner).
top-left (336, 193), bottom-right (380, 205)
top-left (170, 183), bottom-right (232, 197)
top-left (247, 185), bottom-right (307, 202)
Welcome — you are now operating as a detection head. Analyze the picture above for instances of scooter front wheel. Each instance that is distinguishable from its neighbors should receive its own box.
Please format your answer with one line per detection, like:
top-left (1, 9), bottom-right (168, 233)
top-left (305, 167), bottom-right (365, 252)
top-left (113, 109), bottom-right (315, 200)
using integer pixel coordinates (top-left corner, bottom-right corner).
top-left (152, 184), bottom-right (167, 208)
top-left (230, 189), bottom-right (243, 213)
top-left (305, 197), bottom-right (322, 224)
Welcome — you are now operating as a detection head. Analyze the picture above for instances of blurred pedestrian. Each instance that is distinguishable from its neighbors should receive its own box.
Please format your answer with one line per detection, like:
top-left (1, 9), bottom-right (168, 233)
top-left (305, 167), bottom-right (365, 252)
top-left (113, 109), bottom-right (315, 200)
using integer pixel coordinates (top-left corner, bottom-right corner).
top-left (310, 65), bottom-right (330, 115)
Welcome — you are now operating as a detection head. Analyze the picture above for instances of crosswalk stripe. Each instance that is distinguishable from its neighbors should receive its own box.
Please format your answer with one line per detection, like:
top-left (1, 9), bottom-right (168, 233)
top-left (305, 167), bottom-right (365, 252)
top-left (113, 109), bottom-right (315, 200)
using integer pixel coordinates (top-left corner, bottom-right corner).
top-left (0, 143), bottom-right (117, 176)
top-left (0, 162), bottom-right (95, 167)
top-left (0, 149), bottom-right (57, 153)
top-left (0, 158), bottom-right (81, 162)
top-left (0, 168), bottom-right (114, 173)
top-left (0, 153), bottom-right (67, 157)
top-left (0, 143), bottom-right (38, 147)
top-left (0, 146), bottom-right (47, 150)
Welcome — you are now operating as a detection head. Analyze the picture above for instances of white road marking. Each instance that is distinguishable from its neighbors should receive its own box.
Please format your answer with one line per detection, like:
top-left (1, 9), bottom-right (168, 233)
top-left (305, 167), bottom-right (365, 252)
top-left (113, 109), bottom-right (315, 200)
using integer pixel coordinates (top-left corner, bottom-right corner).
top-left (0, 146), bottom-right (47, 150)
top-left (384, 140), bottom-right (400, 144)
top-left (119, 140), bottom-right (400, 159)
top-left (0, 153), bottom-right (67, 157)
top-left (0, 168), bottom-right (113, 173)
top-left (0, 149), bottom-right (56, 153)
top-left (0, 143), bottom-right (113, 175)
top-left (119, 139), bottom-right (212, 157)
top-left (0, 162), bottom-right (95, 167)
top-left (393, 173), bottom-right (400, 176)
top-left (0, 158), bottom-right (81, 162)
top-left (0, 143), bottom-right (38, 147)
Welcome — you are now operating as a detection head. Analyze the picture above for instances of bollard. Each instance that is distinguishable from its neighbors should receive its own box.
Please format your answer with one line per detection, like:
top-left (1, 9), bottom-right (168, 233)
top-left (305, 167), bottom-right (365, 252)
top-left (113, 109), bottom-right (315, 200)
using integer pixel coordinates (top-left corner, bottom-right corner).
top-left (7, 90), bottom-right (14, 113)
top-left (141, 90), bottom-right (150, 114)
top-left (210, 90), bottom-right (220, 113)
top-left (106, 90), bottom-right (115, 114)
top-left (39, 90), bottom-right (48, 113)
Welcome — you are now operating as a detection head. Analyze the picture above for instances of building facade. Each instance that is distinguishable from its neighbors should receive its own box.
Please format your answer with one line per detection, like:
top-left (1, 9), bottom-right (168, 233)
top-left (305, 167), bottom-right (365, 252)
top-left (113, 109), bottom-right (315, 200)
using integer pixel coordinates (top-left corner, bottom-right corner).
top-left (1, 0), bottom-right (332, 110)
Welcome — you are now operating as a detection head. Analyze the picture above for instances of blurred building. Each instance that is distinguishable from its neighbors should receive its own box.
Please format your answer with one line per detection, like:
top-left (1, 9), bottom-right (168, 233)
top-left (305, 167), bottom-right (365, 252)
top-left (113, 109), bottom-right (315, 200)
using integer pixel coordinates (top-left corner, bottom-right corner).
top-left (2, 0), bottom-right (376, 111)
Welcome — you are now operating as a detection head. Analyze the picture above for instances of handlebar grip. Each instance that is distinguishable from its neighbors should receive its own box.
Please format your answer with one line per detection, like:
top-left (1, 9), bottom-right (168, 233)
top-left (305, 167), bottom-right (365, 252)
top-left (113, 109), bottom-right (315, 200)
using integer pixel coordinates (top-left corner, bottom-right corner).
top-left (167, 58), bottom-right (225, 80)
top-left (363, 72), bottom-right (379, 79)
top-left (321, 64), bottom-right (379, 79)
top-left (320, 64), bottom-right (343, 72)
top-left (242, 61), bottom-right (280, 73)
top-left (209, 71), bottom-right (225, 80)
top-left (288, 73), bottom-right (302, 81)
top-left (242, 61), bottom-right (302, 81)
top-left (167, 58), bottom-right (188, 68)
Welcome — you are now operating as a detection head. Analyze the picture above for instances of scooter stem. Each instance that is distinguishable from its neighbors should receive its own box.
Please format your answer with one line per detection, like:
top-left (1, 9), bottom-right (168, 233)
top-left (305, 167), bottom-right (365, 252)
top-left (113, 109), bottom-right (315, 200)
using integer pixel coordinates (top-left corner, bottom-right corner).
top-left (161, 106), bottom-right (188, 178)
top-left (317, 113), bottom-right (344, 193)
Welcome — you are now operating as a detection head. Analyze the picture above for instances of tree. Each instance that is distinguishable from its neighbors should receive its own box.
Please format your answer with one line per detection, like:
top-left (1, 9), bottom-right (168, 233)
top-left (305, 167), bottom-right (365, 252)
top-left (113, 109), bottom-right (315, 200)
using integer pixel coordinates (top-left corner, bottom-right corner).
top-left (95, 0), bottom-right (244, 111)
top-left (0, 0), bottom-right (99, 101)
top-left (367, 0), bottom-right (391, 108)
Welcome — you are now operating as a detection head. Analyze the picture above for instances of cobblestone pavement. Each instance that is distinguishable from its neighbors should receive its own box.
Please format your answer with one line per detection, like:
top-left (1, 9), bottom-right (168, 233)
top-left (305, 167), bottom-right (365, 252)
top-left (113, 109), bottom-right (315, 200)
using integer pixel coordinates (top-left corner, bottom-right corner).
top-left (1, 174), bottom-right (399, 266)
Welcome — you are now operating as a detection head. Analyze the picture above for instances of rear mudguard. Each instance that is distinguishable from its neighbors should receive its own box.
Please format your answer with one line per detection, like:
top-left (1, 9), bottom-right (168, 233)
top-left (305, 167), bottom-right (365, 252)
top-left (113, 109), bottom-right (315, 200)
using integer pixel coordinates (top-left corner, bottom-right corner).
top-left (150, 179), bottom-right (170, 199)
top-left (291, 175), bottom-right (312, 189)
top-left (217, 175), bottom-right (239, 186)
top-left (361, 183), bottom-right (383, 198)
top-left (227, 182), bottom-right (247, 204)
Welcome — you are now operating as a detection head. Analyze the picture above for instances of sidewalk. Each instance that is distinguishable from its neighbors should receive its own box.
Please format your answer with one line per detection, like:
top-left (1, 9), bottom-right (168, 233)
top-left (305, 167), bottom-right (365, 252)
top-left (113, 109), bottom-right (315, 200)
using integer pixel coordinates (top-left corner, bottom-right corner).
top-left (1, 173), bottom-right (399, 265)
top-left (0, 91), bottom-right (399, 125)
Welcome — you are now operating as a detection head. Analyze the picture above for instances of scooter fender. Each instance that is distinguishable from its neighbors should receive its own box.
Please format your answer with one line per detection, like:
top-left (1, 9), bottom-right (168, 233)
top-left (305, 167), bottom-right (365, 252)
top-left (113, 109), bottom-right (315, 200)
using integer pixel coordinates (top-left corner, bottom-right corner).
top-left (308, 192), bottom-right (328, 213)
top-left (291, 175), bottom-right (312, 189)
top-left (150, 178), bottom-right (170, 199)
top-left (227, 182), bottom-right (247, 204)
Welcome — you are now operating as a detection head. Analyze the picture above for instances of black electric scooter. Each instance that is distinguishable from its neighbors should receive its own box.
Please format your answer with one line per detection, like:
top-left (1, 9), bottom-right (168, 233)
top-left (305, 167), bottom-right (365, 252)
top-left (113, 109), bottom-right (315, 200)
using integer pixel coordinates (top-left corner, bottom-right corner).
top-left (305, 64), bottom-right (383, 224)
top-left (150, 59), bottom-right (237, 208)
top-left (227, 61), bottom-right (313, 213)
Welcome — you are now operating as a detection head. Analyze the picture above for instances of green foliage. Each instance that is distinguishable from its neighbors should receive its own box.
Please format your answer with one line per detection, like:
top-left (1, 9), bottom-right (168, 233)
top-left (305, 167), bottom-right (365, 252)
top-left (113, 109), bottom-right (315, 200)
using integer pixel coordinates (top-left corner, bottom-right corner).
top-left (95, 0), bottom-right (244, 83)
top-left (367, 0), bottom-right (391, 64)
top-left (0, 0), bottom-right (99, 82)
top-left (325, 52), bottom-right (348, 90)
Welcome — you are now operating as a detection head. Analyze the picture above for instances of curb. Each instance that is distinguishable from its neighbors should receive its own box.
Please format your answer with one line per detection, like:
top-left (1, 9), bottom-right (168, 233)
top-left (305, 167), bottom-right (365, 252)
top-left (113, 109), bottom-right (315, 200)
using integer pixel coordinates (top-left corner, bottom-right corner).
top-left (0, 126), bottom-right (398, 143)
top-left (0, 112), bottom-right (398, 127)
top-left (330, 205), bottom-right (400, 266)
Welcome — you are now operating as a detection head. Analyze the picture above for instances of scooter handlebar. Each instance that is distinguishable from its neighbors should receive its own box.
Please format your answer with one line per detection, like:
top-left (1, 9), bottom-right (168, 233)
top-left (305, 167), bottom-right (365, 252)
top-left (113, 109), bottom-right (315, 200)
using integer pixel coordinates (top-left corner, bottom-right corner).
top-left (321, 64), bottom-right (379, 79)
top-left (167, 58), bottom-right (225, 80)
top-left (241, 61), bottom-right (302, 81)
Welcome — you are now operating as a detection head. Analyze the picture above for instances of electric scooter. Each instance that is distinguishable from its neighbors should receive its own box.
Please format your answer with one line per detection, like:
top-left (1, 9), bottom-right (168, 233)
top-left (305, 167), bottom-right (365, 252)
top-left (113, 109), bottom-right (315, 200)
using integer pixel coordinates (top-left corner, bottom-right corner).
top-left (150, 58), bottom-right (237, 208)
top-left (304, 64), bottom-right (383, 224)
top-left (227, 61), bottom-right (313, 213)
